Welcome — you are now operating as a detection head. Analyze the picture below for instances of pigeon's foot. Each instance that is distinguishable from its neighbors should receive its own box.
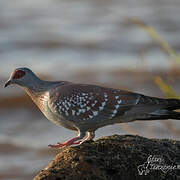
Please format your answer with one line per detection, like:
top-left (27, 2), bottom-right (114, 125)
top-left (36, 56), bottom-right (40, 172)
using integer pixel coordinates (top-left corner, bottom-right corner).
top-left (48, 137), bottom-right (82, 148)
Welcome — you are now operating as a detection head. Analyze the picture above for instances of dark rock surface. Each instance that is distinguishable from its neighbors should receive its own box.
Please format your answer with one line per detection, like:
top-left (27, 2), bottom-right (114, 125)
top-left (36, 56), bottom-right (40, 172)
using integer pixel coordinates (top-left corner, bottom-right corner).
top-left (34, 135), bottom-right (180, 180)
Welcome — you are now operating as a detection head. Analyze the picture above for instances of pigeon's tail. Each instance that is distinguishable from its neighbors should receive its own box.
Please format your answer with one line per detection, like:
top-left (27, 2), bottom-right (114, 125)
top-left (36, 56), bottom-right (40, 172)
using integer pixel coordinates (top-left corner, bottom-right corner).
top-left (165, 98), bottom-right (180, 110)
top-left (136, 98), bottom-right (180, 121)
top-left (137, 109), bottom-right (180, 120)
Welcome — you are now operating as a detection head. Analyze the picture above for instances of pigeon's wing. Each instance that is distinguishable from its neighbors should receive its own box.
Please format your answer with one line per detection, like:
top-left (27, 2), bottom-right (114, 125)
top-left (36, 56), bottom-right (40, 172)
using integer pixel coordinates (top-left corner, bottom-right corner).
top-left (47, 83), bottom-right (142, 124)
top-left (48, 82), bottom-right (180, 125)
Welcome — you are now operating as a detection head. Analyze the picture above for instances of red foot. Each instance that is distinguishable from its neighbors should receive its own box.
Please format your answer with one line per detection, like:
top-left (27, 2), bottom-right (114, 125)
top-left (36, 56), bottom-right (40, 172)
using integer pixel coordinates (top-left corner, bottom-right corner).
top-left (72, 140), bottom-right (82, 145)
top-left (48, 140), bottom-right (82, 148)
top-left (48, 143), bottom-right (65, 148)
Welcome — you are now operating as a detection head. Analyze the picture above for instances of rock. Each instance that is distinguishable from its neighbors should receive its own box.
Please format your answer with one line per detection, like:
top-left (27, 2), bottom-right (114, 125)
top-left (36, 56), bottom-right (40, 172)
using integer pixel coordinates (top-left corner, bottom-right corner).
top-left (34, 135), bottom-right (180, 180)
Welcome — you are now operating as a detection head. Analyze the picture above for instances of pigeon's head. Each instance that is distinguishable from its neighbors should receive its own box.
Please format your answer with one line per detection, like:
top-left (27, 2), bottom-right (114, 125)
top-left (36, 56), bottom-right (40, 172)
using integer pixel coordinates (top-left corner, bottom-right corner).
top-left (4, 67), bottom-right (38, 88)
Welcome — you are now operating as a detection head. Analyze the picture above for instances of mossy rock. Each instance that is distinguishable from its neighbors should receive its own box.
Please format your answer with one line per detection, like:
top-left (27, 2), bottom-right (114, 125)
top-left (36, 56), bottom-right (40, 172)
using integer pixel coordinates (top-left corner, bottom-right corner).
top-left (34, 135), bottom-right (180, 180)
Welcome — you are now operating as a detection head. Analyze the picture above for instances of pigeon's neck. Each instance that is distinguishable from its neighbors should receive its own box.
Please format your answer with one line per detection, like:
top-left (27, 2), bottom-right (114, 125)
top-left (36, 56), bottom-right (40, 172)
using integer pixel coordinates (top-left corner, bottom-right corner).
top-left (24, 79), bottom-right (60, 111)
top-left (24, 79), bottom-right (58, 93)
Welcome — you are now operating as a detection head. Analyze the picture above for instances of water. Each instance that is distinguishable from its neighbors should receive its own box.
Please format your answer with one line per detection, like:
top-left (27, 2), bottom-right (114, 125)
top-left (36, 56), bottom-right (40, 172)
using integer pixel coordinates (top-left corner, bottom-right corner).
top-left (1, 0), bottom-right (180, 179)
top-left (1, 0), bottom-right (180, 76)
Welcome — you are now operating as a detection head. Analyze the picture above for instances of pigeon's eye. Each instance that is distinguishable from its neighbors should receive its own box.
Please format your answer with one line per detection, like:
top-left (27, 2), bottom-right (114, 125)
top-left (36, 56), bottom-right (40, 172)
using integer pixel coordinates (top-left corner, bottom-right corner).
top-left (13, 70), bottom-right (26, 79)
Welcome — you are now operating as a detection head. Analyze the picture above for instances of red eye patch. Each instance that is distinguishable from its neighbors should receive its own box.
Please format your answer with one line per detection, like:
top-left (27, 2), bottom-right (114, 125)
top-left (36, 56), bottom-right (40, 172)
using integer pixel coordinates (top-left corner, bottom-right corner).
top-left (13, 70), bottom-right (26, 79)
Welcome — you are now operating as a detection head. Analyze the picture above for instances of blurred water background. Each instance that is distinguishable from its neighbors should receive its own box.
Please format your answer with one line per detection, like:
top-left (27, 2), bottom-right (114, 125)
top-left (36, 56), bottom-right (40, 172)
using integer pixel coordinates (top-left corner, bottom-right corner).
top-left (0, 0), bottom-right (180, 179)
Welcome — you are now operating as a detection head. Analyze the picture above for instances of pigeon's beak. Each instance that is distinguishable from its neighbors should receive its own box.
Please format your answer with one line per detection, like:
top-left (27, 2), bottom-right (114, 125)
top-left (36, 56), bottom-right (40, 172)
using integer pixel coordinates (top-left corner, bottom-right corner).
top-left (4, 80), bottom-right (11, 88)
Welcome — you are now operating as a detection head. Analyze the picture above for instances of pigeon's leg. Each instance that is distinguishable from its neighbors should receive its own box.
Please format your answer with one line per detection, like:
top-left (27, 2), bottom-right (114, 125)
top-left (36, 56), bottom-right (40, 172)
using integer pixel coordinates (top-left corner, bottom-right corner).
top-left (48, 131), bottom-right (86, 148)
top-left (86, 131), bottom-right (95, 141)
top-left (74, 131), bottom-right (95, 144)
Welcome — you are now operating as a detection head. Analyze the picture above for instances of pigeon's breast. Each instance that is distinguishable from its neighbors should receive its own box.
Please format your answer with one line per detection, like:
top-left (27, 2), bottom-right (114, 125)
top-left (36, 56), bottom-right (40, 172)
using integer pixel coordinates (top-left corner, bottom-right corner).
top-left (27, 90), bottom-right (58, 122)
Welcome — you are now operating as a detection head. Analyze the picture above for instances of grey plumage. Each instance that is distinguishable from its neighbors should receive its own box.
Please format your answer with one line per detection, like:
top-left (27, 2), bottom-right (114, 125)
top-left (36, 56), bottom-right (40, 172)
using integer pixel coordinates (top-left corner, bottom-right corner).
top-left (4, 67), bottom-right (180, 148)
